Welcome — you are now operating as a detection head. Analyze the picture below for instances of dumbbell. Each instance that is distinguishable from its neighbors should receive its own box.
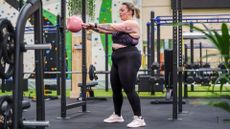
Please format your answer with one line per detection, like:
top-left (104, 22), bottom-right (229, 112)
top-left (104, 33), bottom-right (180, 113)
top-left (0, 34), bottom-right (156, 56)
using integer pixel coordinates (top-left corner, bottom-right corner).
top-left (184, 64), bottom-right (194, 69)
top-left (193, 63), bottom-right (200, 69)
top-left (186, 76), bottom-right (194, 84)
top-left (202, 63), bottom-right (211, 68)
top-left (151, 62), bottom-right (160, 70)
top-left (202, 76), bottom-right (210, 85)
top-left (218, 63), bottom-right (226, 69)
top-left (194, 76), bottom-right (202, 83)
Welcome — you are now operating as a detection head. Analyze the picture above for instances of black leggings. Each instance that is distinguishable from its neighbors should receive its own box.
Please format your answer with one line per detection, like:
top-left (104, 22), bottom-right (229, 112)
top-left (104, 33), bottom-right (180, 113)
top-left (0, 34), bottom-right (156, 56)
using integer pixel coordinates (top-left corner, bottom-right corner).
top-left (110, 46), bottom-right (142, 116)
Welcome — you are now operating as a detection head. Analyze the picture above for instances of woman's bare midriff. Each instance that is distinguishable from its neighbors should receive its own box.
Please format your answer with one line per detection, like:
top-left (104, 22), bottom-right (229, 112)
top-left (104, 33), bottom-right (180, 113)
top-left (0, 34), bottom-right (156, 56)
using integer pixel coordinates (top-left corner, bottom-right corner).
top-left (112, 43), bottom-right (127, 50)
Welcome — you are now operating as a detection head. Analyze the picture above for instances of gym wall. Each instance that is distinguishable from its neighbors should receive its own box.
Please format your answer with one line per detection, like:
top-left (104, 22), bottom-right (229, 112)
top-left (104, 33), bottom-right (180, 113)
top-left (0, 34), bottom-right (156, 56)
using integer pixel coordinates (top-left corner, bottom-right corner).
top-left (141, 0), bottom-right (230, 40)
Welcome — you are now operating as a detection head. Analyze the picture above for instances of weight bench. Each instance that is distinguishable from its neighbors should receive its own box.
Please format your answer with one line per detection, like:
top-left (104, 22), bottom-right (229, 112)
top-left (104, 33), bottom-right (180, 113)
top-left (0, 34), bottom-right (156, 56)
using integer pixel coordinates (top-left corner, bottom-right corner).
top-left (78, 81), bottom-right (107, 101)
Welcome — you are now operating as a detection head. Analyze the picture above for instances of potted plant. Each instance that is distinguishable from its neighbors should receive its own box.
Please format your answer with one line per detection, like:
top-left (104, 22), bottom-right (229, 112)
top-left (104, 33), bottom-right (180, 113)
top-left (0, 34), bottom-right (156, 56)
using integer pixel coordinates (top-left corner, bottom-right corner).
top-left (191, 23), bottom-right (230, 91)
top-left (190, 23), bottom-right (230, 116)
top-left (67, 0), bottom-right (95, 20)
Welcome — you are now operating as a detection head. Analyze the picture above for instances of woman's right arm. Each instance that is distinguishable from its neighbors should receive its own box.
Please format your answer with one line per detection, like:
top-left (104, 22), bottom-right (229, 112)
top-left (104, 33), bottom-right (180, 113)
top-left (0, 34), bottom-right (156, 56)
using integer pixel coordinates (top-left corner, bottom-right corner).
top-left (82, 23), bottom-right (113, 34)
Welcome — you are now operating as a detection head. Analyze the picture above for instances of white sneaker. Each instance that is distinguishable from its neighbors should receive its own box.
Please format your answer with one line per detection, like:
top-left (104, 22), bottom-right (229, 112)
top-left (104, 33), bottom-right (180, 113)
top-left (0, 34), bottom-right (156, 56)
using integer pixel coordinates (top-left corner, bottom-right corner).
top-left (103, 113), bottom-right (124, 123)
top-left (127, 116), bottom-right (146, 128)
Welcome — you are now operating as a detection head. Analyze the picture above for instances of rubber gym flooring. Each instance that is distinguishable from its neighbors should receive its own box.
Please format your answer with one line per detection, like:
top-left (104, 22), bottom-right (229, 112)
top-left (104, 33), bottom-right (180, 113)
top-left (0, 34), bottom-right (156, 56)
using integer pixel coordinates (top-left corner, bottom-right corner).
top-left (23, 98), bottom-right (230, 129)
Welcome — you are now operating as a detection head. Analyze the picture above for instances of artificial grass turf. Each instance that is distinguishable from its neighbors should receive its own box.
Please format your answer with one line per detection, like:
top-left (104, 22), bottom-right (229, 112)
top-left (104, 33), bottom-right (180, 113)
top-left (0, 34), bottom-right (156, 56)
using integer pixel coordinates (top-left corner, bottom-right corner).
top-left (1, 85), bottom-right (230, 98)
top-left (1, 86), bottom-right (230, 113)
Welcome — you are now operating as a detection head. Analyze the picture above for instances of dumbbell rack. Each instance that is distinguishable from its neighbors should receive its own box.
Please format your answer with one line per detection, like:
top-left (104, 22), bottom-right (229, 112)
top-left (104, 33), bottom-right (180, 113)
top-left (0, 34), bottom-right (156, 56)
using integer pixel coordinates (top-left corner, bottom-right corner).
top-left (137, 62), bottom-right (165, 95)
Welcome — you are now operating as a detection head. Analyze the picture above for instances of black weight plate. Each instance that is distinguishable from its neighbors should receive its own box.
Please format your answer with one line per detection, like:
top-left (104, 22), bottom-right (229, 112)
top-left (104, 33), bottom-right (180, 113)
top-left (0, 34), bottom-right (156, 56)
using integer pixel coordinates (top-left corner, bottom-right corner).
top-left (89, 64), bottom-right (96, 80)
top-left (0, 96), bottom-right (13, 129)
top-left (0, 19), bottom-right (15, 79)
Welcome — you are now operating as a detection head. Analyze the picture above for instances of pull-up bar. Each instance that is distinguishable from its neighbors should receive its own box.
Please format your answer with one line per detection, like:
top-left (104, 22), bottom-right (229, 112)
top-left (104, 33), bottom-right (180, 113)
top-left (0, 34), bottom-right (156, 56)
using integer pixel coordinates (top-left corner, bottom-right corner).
top-left (153, 14), bottom-right (230, 25)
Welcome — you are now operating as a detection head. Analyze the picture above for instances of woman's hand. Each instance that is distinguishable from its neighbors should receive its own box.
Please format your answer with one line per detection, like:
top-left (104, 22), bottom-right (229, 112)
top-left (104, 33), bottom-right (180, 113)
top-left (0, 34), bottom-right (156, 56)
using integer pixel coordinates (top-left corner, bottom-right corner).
top-left (82, 23), bottom-right (95, 30)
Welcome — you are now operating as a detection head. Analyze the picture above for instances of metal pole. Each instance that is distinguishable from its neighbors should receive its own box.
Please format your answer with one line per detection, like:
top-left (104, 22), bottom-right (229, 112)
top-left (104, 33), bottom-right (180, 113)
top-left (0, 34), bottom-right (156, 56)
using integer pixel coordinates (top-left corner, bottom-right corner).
top-left (56, 15), bottom-right (61, 96)
top-left (206, 49), bottom-right (208, 64)
top-left (157, 23), bottom-right (161, 75)
top-left (81, 0), bottom-right (87, 112)
top-left (178, 0), bottom-right (183, 113)
top-left (147, 22), bottom-right (151, 74)
top-left (34, 1), bottom-right (45, 128)
top-left (150, 11), bottom-right (155, 76)
top-left (190, 23), bottom-right (194, 64)
top-left (172, 0), bottom-right (178, 120)
top-left (105, 34), bottom-right (109, 91)
top-left (60, 0), bottom-right (67, 118)
top-left (190, 23), bottom-right (194, 92)
top-left (184, 44), bottom-right (188, 98)
top-left (199, 42), bottom-right (202, 67)
top-left (14, 0), bottom-right (42, 129)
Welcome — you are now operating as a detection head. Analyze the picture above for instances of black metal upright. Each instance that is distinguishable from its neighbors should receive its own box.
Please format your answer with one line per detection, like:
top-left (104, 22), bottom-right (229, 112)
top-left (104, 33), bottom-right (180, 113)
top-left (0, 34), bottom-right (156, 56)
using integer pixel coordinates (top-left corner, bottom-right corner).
top-left (184, 44), bottom-right (188, 98)
top-left (150, 11), bottom-right (155, 76)
top-left (56, 15), bottom-right (61, 96)
top-left (34, 1), bottom-right (45, 129)
top-left (190, 23), bottom-right (194, 65)
top-left (60, 0), bottom-right (67, 118)
top-left (172, 0), bottom-right (178, 120)
top-left (178, 0), bottom-right (183, 113)
top-left (156, 23), bottom-right (161, 75)
top-left (13, 0), bottom-right (43, 129)
top-left (105, 34), bottom-right (109, 91)
top-left (199, 42), bottom-right (202, 66)
top-left (81, 0), bottom-right (87, 112)
top-left (190, 23), bottom-right (194, 92)
top-left (147, 22), bottom-right (151, 74)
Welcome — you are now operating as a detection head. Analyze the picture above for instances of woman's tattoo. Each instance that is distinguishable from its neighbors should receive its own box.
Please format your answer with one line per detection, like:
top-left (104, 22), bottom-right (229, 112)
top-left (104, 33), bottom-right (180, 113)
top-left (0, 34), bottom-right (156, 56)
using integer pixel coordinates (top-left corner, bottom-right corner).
top-left (97, 24), bottom-right (113, 31)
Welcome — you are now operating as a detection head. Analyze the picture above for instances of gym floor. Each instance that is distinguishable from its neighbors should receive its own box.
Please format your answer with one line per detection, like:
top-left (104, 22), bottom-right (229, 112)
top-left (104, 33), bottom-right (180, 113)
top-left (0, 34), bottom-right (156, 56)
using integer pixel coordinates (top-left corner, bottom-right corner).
top-left (23, 98), bottom-right (230, 129)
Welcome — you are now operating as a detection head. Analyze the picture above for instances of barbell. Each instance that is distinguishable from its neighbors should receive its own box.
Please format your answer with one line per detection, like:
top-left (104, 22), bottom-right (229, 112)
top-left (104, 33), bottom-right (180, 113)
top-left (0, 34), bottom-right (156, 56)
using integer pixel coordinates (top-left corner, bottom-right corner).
top-left (24, 64), bottom-right (110, 81)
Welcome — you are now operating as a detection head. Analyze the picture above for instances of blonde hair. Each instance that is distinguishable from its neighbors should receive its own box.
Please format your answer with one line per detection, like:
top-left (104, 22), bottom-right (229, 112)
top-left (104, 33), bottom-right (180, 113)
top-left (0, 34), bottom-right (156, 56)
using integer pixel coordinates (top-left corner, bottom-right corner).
top-left (122, 2), bottom-right (140, 19)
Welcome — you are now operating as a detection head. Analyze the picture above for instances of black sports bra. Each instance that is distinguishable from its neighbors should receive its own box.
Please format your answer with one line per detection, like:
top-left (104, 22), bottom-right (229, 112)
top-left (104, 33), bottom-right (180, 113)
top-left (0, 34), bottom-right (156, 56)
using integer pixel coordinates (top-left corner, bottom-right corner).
top-left (112, 32), bottom-right (139, 46)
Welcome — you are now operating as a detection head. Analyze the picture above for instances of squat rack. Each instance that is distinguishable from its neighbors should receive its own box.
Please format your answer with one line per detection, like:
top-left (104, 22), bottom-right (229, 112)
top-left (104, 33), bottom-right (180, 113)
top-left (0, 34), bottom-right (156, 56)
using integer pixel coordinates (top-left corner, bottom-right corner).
top-left (150, 0), bottom-right (230, 120)
top-left (59, 0), bottom-right (88, 119)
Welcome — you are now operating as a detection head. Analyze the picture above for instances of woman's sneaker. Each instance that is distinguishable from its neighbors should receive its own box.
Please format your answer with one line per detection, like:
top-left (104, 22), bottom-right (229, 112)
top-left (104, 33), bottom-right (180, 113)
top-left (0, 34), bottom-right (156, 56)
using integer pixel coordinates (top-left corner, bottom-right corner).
top-left (127, 116), bottom-right (146, 128)
top-left (103, 113), bottom-right (124, 123)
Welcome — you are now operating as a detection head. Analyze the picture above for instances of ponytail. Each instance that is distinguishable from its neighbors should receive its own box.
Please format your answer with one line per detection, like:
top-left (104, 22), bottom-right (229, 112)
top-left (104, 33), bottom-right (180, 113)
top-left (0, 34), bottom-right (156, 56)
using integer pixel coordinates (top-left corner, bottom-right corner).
top-left (134, 7), bottom-right (140, 19)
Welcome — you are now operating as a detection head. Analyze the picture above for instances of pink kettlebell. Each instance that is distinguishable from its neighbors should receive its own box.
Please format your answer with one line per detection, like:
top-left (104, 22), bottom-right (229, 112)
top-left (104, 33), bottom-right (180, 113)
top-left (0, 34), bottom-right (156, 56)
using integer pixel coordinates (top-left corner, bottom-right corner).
top-left (66, 15), bottom-right (83, 32)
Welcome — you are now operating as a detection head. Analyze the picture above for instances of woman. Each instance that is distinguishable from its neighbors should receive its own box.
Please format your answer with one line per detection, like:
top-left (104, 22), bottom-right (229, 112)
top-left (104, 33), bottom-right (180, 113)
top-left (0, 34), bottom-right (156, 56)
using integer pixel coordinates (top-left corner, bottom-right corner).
top-left (82, 2), bottom-right (146, 128)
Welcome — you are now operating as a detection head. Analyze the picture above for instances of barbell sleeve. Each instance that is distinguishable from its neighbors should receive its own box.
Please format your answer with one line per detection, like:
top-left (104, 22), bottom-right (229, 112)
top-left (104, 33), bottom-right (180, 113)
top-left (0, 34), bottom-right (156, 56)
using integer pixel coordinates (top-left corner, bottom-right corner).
top-left (24, 44), bottom-right (52, 50)
top-left (23, 120), bottom-right (50, 127)
top-left (94, 71), bottom-right (110, 74)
